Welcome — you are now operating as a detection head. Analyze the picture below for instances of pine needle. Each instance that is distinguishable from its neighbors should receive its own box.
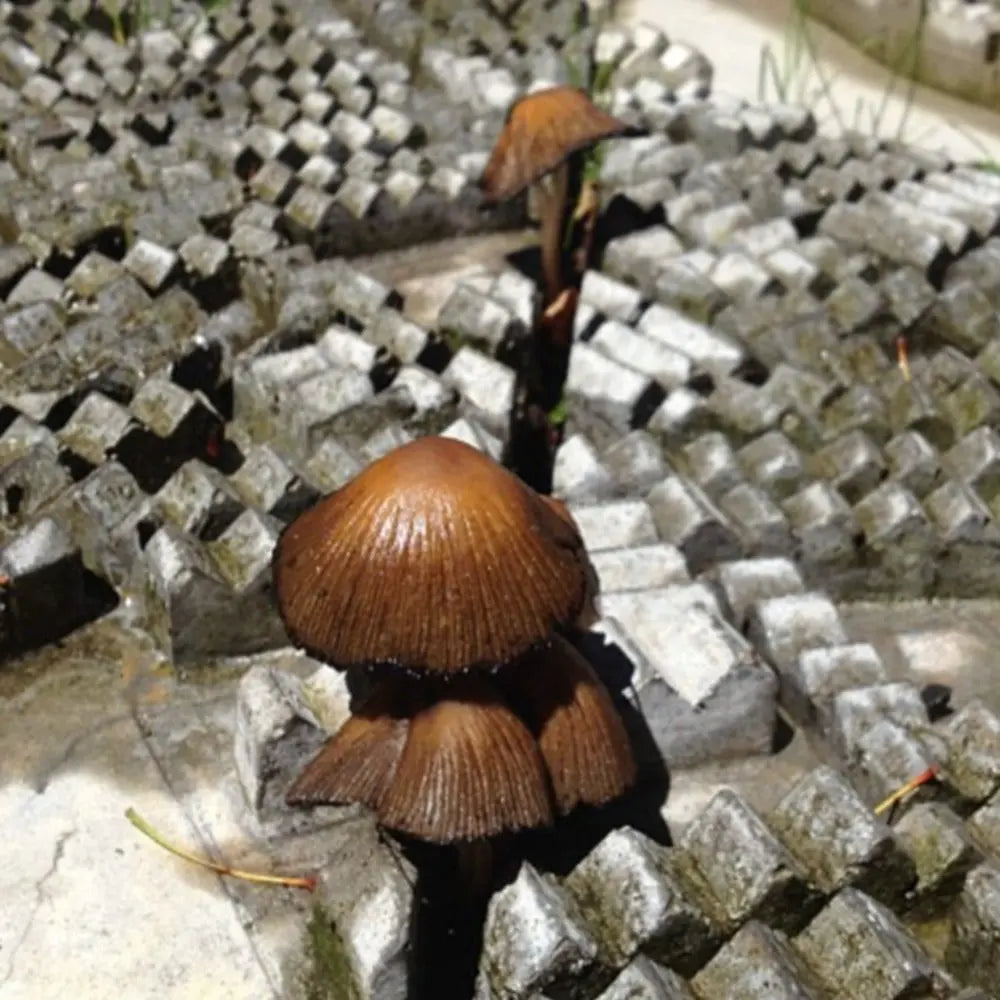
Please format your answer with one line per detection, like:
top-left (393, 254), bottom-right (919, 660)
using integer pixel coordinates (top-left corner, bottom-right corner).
top-left (873, 764), bottom-right (939, 817)
top-left (125, 808), bottom-right (316, 891)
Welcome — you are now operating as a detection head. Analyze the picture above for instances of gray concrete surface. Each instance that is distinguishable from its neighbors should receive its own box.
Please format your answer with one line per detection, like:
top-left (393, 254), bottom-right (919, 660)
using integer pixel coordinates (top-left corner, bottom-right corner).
top-left (3, 0), bottom-right (1000, 997)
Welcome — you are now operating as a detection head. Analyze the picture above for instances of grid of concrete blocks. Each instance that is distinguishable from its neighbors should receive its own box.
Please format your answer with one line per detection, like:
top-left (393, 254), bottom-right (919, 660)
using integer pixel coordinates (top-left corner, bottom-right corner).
top-left (3, 0), bottom-right (1000, 997)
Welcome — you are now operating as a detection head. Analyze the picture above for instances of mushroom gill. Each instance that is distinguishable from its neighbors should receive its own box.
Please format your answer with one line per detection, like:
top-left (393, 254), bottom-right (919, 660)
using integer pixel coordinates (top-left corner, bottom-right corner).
top-left (273, 436), bottom-right (592, 674)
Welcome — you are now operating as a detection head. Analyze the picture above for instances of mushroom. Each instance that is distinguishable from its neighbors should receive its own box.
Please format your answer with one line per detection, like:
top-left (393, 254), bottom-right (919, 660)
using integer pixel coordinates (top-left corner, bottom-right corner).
top-left (480, 86), bottom-right (631, 308)
top-left (273, 434), bottom-right (593, 674)
top-left (276, 436), bottom-right (636, 860)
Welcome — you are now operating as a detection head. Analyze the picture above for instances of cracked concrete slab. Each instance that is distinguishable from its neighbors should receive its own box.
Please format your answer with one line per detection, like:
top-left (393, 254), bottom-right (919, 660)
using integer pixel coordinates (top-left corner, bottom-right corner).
top-left (0, 623), bottom-right (315, 1000)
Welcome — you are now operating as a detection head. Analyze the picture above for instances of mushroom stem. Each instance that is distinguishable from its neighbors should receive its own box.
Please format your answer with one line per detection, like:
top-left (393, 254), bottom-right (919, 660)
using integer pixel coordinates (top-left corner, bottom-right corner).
top-left (455, 839), bottom-right (494, 898)
top-left (535, 159), bottom-right (570, 307)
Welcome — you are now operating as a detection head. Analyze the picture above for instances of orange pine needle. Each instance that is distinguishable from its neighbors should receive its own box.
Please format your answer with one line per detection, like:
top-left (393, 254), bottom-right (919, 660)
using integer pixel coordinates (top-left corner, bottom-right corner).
top-left (125, 808), bottom-right (316, 891)
top-left (873, 764), bottom-right (939, 816)
top-left (896, 335), bottom-right (911, 382)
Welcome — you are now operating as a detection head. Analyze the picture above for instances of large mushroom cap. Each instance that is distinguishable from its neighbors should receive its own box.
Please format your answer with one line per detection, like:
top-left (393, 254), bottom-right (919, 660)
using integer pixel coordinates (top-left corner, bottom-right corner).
top-left (273, 436), bottom-right (592, 674)
top-left (287, 676), bottom-right (554, 842)
top-left (480, 86), bottom-right (632, 202)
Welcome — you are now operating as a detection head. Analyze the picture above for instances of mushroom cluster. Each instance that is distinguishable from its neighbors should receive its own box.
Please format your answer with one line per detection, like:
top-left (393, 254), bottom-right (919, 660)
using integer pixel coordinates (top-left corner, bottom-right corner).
top-left (274, 435), bottom-right (636, 844)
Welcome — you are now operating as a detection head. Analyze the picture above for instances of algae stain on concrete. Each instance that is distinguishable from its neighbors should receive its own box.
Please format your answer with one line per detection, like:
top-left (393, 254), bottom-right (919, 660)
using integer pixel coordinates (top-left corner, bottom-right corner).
top-left (298, 904), bottom-right (362, 1000)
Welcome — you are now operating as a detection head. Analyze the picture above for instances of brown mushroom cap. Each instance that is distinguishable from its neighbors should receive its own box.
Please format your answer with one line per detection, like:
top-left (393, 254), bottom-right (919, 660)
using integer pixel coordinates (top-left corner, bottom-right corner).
top-left (286, 680), bottom-right (412, 810)
top-left (381, 678), bottom-right (553, 841)
top-left (287, 676), bottom-right (554, 842)
top-left (505, 635), bottom-right (636, 814)
top-left (273, 436), bottom-right (591, 674)
top-left (480, 86), bottom-right (632, 202)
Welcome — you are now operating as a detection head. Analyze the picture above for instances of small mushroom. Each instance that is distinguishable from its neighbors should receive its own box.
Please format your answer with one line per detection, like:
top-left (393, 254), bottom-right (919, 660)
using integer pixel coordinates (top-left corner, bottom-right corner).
top-left (288, 675), bottom-right (554, 842)
top-left (480, 86), bottom-right (631, 306)
top-left (273, 435), bottom-right (593, 674)
top-left (503, 635), bottom-right (636, 815)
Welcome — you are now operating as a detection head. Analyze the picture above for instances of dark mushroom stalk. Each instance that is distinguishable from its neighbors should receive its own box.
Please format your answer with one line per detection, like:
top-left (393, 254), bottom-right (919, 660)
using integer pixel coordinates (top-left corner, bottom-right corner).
top-left (535, 159), bottom-right (571, 306)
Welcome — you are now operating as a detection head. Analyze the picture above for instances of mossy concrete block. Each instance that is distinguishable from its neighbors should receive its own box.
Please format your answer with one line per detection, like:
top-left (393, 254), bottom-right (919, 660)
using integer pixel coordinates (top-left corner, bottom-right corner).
top-left (478, 863), bottom-right (600, 1000)
top-left (553, 435), bottom-right (620, 503)
top-left (895, 803), bottom-right (982, 915)
top-left (646, 475), bottom-right (742, 574)
top-left (944, 427), bottom-right (1000, 503)
top-left (565, 342), bottom-right (659, 434)
top-left (787, 643), bottom-right (888, 731)
top-left (887, 381), bottom-right (954, 452)
top-left (682, 432), bottom-right (744, 500)
top-left (638, 304), bottom-right (743, 378)
top-left (0, 516), bottom-right (91, 659)
top-left (588, 544), bottom-right (689, 595)
top-left (940, 701), bottom-right (1000, 809)
top-left (676, 790), bottom-right (819, 935)
top-left (568, 500), bottom-right (659, 553)
top-left (770, 766), bottom-right (915, 904)
top-left (233, 662), bottom-right (347, 827)
top-left (438, 283), bottom-right (525, 358)
top-left (580, 271), bottom-right (644, 326)
top-left (718, 481), bottom-right (795, 556)
top-left (782, 481), bottom-right (859, 572)
top-left (795, 888), bottom-right (957, 1000)
top-left (56, 391), bottom-right (133, 466)
top-left (60, 460), bottom-right (151, 592)
top-left (564, 829), bottom-right (716, 973)
top-left (708, 557), bottom-right (804, 631)
top-left (746, 592), bottom-right (847, 676)
top-left (829, 683), bottom-right (943, 812)
top-left (809, 430), bottom-right (886, 506)
top-left (595, 957), bottom-right (694, 1000)
top-left (603, 431), bottom-right (670, 494)
top-left (281, 367), bottom-right (376, 459)
top-left (591, 320), bottom-right (692, 392)
top-left (691, 921), bottom-right (823, 1000)
top-left (854, 482), bottom-right (939, 595)
top-left (143, 521), bottom-right (284, 662)
top-left (603, 229), bottom-right (685, 297)
top-left (596, 585), bottom-right (778, 767)
top-left (442, 345), bottom-right (515, 437)
top-left (0, 441), bottom-right (70, 528)
top-left (292, 822), bottom-right (416, 1000)
top-left (946, 864), bottom-right (1000, 993)
top-left (884, 431), bottom-right (941, 499)
top-left (154, 458), bottom-right (246, 539)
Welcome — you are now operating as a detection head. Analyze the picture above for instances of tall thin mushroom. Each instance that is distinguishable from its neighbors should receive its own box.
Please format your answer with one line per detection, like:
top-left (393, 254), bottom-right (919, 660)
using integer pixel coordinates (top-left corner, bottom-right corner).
top-left (480, 86), bottom-right (631, 310)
